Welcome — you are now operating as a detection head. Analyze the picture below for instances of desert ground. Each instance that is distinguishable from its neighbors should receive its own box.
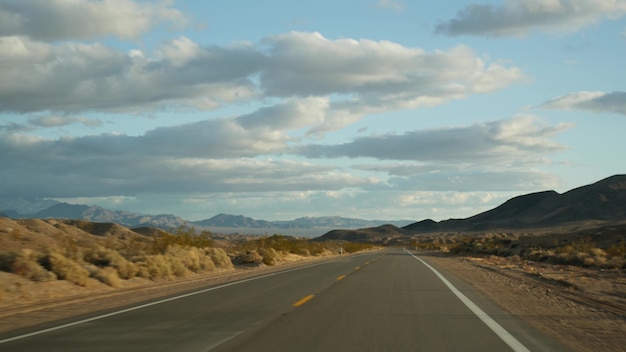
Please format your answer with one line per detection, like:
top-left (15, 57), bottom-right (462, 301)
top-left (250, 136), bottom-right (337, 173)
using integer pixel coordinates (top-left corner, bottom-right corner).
top-left (0, 217), bottom-right (624, 351)
top-left (0, 250), bottom-right (624, 351)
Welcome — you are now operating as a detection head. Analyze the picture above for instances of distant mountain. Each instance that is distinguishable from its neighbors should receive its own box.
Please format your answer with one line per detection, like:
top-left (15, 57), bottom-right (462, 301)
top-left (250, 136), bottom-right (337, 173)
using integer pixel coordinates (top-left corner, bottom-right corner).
top-left (1, 201), bottom-right (410, 233)
top-left (192, 213), bottom-right (274, 228)
top-left (191, 214), bottom-right (412, 230)
top-left (315, 174), bottom-right (626, 242)
top-left (16, 203), bottom-right (189, 230)
top-left (0, 197), bottom-right (60, 216)
top-left (271, 216), bottom-right (413, 229)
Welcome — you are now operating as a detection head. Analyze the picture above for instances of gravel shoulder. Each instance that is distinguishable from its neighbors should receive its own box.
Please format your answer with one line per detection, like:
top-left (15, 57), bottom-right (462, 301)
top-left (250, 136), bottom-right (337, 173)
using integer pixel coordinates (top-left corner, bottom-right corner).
top-left (2, 250), bottom-right (625, 351)
top-left (421, 252), bottom-right (626, 352)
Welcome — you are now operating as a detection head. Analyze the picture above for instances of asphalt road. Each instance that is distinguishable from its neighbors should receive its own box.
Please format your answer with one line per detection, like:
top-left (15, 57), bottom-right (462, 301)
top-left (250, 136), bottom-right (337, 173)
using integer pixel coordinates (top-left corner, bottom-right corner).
top-left (0, 249), bottom-right (566, 351)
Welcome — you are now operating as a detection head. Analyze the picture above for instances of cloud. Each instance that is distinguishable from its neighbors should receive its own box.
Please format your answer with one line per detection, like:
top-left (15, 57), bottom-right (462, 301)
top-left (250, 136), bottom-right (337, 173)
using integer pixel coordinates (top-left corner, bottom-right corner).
top-left (0, 0), bottom-right (188, 41)
top-left (261, 32), bottom-right (524, 99)
top-left (375, 0), bottom-right (405, 11)
top-left (0, 32), bottom-right (524, 136)
top-left (0, 129), bottom-right (378, 199)
top-left (541, 91), bottom-right (626, 115)
top-left (28, 115), bottom-right (102, 128)
top-left (236, 97), bottom-right (328, 132)
top-left (0, 36), bottom-right (263, 113)
top-left (297, 115), bottom-right (572, 163)
top-left (385, 169), bottom-right (562, 192)
top-left (259, 32), bottom-right (524, 132)
top-left (435, 0), bottom-right (626, 37)
top-left (0, 121), bottom-right (32, 133)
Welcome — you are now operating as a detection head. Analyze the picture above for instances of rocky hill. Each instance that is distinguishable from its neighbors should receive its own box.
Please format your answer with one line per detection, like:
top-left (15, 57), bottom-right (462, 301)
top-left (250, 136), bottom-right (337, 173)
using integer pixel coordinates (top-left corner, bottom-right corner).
top-left (405, 174), bottom-right (626, 233)
top-left (315, 174), bottom-right (626, 242)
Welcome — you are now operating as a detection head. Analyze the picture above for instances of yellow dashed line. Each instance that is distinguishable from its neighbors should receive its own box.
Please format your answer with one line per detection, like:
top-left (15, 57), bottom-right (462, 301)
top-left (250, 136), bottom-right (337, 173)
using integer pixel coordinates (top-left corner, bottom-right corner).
top-left (292, 294), bottom-right (315, 307)
top-left (336, 275), bottom-right (346, 281)
top-left (354, 266), bottom-right (361, 270)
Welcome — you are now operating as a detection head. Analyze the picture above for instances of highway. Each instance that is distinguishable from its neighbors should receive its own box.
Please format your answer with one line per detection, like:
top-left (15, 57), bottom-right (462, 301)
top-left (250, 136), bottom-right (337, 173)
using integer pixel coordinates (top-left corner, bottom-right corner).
top-left (0, 249), bottom-right (566, 351)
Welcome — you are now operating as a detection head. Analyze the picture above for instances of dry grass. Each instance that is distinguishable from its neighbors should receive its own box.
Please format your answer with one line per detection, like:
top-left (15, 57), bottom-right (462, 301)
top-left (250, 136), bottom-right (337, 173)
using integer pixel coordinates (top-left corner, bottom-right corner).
top-left (230, 234), bottom-right (377, 266)
top-left (93, 267), bottom-right (122, 288)
top-left (41, 250), bottom-right (90, 286)
top-left (417, 230), bottom-right (626, 270)
top-left (0, 219), bottom-right (373, 293)
top-left (10, 249), bottom-right (56, 282)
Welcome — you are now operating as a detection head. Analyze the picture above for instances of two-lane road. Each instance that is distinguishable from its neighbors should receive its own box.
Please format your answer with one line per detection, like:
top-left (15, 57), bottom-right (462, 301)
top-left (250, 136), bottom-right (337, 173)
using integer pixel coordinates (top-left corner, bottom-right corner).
top-left (0, 249), bottom-right (566, 351)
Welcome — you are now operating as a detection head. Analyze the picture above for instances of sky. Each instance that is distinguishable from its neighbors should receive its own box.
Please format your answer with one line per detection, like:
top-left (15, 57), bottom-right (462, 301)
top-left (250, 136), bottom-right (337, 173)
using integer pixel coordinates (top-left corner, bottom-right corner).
top-left (1, 0), bottom-right (625, 222)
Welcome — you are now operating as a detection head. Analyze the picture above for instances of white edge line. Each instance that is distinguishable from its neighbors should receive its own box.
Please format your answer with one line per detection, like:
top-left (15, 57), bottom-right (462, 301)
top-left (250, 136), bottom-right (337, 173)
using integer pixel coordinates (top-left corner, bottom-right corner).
top-left (0, 260), bottom-right (336, 344)
top-left (405, 250), bottom-right (531, 352)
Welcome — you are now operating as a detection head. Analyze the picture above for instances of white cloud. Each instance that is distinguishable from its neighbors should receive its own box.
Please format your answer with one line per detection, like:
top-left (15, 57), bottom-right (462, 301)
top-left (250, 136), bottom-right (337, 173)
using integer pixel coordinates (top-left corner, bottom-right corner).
top-left (0, 0), bottom-right (188, 41)
top-left (0, 32), bottom-right (524, 136)
top-left (436, 0), bottom-right (626, 37)
top-left (236, 97), bottom-right (328, 132)
top-left (541, 91), bottom-right (626, 115)
top-left (0, 36), bottom-right (263, 113)
top-left (298, 115), bottom-right (571, 163)
top-left (261, 32), bottom-right (523, 99)
top-left (260, 32), bottom-right (524, 133)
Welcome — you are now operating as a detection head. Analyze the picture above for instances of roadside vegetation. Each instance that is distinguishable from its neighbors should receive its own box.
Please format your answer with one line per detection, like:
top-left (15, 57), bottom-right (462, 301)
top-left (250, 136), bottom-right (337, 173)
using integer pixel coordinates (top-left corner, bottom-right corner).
top-left (231, 234), bottom-right (377, 265)
top-left (0, 220), bottom-right (377, 289)
top-left (411, 232), bottom-right (626, 269)
top-left (0, 227), bottom-right (233, 288)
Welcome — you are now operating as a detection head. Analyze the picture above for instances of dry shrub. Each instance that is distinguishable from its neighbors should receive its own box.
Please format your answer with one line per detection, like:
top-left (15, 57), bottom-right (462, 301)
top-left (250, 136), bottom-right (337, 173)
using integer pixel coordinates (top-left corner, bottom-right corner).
top-left (205, 248), bottom-right (233, 269)
top-left (582, 257), bottom-right (595, 267)
top-left (258, 247), bottom-right (278, 265)
top-left (607, 242), bottom-right (626, 257)
top-left (42, 250), bottom-right (90, 286)
top-left (589, 248), bottom-right (606, 257)
top-left (167, 245), bottom-right (199, 270)
top-left (11, 249), bottom-right (56, 282)
top-left (165, 245), bottom-right (217, 273)
top-left (237, 250), bottom-right (264, 265)
top-left (83, 245), bottom-right (138, 279)
top-left (167, 256), bottom-right (187, 277)
top-left (593, 256), bottom-right (608, 267)
top-left (0, 252), bottom-right (15, 272)
top-left (94, 267), bottom-right (122, 288)
top-left (136, 255), bottom-right (173, 280)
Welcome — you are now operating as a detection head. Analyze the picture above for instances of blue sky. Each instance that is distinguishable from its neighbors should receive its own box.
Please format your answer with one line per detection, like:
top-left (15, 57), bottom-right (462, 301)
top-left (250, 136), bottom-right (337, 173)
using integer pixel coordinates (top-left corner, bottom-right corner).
top-left (1, 0), bottom-right (625, 221)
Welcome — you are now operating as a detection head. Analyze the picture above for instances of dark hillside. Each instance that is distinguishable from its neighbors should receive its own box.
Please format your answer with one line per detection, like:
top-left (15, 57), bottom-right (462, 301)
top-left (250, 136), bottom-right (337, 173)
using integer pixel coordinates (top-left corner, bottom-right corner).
top-left (404, 175), bottom-right (626, 233)
top-left (314, 224), bottom-right (409, 243)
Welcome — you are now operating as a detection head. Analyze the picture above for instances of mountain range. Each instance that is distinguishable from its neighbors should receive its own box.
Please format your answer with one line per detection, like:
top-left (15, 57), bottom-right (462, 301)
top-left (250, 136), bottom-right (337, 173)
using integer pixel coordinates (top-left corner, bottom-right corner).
top-left (317, 174), bottom-right (626, 242)
top-left (2, 174), bottom-right (624, 238)
top-left (0, 202), bottom-right (412, 232)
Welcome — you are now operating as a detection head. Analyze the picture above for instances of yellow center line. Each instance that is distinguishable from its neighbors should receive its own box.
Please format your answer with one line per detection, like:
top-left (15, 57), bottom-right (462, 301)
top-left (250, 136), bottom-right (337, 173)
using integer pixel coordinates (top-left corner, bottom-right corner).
top-left (354, 266), bottom-right (361, 270)
top-left (292, 294), bottom-right (315, 307)
top-left (336, 274), bottom-right (346, 281)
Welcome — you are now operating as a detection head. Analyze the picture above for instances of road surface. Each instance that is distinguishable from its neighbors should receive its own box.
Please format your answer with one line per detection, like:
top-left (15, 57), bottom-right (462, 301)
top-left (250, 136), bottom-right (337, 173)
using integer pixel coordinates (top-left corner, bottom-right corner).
top-left (0, 249), bottom-right (566, 351)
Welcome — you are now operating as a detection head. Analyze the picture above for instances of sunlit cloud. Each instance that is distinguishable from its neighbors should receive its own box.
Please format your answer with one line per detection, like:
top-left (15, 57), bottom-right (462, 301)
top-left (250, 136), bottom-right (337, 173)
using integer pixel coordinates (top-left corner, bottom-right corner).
top-left (541, 91), bottom-right (626, 115)
top-left (436, 0), bottom-right (626, 37)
